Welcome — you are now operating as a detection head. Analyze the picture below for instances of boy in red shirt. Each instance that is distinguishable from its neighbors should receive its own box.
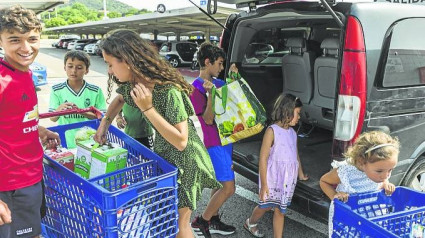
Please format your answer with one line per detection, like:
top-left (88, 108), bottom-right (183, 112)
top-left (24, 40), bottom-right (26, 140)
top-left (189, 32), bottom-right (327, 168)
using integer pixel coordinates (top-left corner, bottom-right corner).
top-left (0, 5), bottom-right (60, 238)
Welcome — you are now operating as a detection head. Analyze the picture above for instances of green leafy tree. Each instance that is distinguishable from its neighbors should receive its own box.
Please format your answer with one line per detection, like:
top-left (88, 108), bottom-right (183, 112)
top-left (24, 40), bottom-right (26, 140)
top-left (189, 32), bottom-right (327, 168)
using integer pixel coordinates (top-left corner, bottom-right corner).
top-left (44, 17), bottom-right (67, 28)
top-left (68, 16), bottom-right (86, 24)
top-left (124, 8), bottom-right (138, 17)
top-left (107, 11), bottom-right (121, 19)
top-left (42, 0), bottom-right (153, 30)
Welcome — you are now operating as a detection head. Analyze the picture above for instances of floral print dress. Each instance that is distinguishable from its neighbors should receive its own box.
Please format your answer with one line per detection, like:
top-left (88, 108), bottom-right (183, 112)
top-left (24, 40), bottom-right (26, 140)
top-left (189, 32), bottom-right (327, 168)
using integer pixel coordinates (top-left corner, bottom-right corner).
top-left (117, 82), bottom-right (221, 210)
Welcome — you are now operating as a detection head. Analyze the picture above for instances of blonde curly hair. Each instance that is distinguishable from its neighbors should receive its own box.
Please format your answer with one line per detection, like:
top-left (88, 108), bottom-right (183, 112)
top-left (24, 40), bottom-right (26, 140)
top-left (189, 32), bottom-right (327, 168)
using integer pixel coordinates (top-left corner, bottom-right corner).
top-left (345, 131), bottom-right (400, 167)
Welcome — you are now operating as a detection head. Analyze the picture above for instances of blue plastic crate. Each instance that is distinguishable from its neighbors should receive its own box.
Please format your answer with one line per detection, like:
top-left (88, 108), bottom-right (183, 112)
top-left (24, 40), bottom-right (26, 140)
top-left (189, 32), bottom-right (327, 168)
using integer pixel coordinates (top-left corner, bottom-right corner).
top-left (41, 120), bottom-right (179, 238)
top-left (333, 187), bottom-right (425, 238)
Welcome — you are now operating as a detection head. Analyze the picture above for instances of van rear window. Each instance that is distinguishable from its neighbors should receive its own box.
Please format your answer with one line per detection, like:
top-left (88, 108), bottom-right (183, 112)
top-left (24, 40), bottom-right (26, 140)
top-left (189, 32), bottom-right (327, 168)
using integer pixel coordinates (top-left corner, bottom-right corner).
top-left (383, 18), bottom-right (425, 87)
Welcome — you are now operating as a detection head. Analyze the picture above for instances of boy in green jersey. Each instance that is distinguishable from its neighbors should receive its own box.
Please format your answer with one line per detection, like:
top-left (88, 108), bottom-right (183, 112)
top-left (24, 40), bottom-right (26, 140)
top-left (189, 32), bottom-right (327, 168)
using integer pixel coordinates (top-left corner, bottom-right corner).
top-left (49, 50), bottom-right (106, 148)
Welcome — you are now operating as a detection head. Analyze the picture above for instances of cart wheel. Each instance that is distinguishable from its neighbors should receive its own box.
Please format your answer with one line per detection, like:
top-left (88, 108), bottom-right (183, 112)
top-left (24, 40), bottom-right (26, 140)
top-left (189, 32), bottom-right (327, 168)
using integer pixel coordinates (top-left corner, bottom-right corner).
top-left (402, 156), bottom-right (425, 192)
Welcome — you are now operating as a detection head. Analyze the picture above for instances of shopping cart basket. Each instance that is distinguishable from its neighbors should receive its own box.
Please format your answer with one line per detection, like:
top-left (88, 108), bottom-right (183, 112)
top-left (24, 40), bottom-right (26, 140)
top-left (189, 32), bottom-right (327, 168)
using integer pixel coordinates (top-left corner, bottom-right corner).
top-left (40, 107), bottom-right (178, 238)
top-left (333, 186), bottom-right (425, 237)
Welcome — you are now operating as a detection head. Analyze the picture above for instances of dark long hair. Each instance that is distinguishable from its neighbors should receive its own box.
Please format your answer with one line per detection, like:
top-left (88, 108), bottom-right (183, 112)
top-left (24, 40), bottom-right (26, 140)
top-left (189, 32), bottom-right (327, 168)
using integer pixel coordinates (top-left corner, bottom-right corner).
top-left (270, 93), bottom-right (302, 127)
top-left (99, 29), bottom-right (192, 101)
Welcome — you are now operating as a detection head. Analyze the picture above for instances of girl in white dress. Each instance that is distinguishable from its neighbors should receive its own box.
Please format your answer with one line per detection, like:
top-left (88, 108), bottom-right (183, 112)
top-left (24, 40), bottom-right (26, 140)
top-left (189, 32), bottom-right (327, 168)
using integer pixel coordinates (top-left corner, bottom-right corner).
top-left (320, 131), bottom-right (400, 237)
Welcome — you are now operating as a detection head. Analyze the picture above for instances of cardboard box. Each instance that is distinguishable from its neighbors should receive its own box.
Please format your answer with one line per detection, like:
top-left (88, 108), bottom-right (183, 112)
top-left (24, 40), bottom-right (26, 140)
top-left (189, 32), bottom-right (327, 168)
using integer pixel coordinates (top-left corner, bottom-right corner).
top-left (89, 143), bottom-right (127, 178)
top-left (45, 148), bottom-right (74, 171)
top-left (75, 140), bottom-right (95, 179)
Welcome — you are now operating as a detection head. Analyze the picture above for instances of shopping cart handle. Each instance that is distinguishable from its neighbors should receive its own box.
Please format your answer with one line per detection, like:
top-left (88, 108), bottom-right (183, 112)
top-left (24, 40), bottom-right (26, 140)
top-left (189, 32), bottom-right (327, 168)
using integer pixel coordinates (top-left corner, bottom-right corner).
top-left (39, 106), bottom-right (103, 119)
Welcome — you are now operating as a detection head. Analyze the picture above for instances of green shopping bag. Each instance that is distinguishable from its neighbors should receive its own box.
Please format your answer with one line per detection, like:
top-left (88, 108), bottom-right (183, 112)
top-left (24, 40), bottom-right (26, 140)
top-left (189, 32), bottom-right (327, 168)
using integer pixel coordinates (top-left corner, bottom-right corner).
top-left (212, 72), bottom-right (266, 145)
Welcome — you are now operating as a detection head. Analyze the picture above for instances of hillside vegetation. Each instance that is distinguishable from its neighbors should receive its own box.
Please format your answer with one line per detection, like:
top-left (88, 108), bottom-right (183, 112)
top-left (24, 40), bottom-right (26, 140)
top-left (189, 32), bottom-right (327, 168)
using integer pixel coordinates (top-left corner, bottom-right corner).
top-left (42, 0), bottom-right (150, 28)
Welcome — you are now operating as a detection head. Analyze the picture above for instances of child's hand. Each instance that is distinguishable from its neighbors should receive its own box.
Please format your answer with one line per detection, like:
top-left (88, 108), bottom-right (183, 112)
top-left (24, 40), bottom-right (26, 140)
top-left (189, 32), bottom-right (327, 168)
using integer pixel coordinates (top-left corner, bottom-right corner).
top-left (229, 63), bottom-right (238, 74)
top-left (383, 182), bottom-right (396, 195)
top-left (0, 199), bottom-right (11, 225)
top-left (39, 127), bottom-right (60, 149)
top-left (131, 83), bottom-right (153, 112)
top-left (57, 102), bottom-right (77, 111)
top-left (202, 80), bottom-right (214, 93)
top-left (259, 185), bottom-right (269, 202)
top-left (334, 192), bottom-right (349, 202)
top-left (116, 116), bottom-right (127, 129)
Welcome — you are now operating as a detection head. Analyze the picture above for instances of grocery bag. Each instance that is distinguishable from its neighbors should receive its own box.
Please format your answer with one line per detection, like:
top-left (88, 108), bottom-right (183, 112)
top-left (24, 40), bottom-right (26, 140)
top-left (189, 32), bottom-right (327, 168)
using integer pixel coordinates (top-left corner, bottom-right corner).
top-left (212, 72), bottom-right (266, 145)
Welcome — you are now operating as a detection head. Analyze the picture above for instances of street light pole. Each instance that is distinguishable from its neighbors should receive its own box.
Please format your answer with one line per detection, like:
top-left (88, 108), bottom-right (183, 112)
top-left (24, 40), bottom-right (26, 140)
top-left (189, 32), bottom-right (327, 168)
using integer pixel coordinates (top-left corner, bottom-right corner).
top-left (103, 0), bottom-right (108, 19)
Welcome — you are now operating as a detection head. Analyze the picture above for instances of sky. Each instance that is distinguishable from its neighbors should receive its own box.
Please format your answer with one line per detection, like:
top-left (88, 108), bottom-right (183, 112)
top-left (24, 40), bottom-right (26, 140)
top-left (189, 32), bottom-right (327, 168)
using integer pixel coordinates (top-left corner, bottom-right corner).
top-left (116, 0), bottom-right (235, 11)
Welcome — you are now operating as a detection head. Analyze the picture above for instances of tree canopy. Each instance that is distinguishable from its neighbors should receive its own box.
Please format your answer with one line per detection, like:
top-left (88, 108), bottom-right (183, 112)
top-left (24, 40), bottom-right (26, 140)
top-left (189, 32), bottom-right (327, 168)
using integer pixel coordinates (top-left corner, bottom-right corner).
top-left (42, 0), bottom-right (151, 28)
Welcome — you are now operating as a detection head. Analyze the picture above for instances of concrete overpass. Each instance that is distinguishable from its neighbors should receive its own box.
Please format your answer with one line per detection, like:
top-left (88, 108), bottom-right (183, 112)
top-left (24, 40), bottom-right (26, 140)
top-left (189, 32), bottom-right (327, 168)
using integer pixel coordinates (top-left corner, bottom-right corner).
top-left (45, 6), bottom-right (241, 41)
top-left (0, 0), bottom-right (68, 14)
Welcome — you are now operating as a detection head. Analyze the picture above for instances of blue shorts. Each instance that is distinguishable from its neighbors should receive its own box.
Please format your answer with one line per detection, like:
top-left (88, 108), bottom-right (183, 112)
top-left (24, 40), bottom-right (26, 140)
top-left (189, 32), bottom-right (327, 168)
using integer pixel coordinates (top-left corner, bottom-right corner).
top-left (207, 144), bottom-right (234, 182)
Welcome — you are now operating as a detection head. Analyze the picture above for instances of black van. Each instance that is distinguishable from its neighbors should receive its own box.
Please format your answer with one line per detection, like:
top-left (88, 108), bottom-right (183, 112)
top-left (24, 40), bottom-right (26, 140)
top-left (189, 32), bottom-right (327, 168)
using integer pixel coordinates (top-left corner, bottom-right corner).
top-left (213, 0), bottom-right (425, 219)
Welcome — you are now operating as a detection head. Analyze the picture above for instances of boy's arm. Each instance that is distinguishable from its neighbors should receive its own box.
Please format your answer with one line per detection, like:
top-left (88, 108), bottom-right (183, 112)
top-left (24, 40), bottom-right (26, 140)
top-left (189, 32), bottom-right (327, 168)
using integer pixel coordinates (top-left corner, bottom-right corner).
top-left (38, 126), bottom-right (60, 149)
top-left (82, 88), bottom-right (107, 119)
top-left (319, 168), bottom-right (341, 200)
top-left (201, 81), bottom-right (215, 125)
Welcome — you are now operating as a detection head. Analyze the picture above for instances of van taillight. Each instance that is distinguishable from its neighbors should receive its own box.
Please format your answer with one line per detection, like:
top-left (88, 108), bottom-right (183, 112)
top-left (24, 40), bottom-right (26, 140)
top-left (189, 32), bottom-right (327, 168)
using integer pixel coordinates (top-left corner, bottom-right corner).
top-left (332, 16), bottom-right (367, 159)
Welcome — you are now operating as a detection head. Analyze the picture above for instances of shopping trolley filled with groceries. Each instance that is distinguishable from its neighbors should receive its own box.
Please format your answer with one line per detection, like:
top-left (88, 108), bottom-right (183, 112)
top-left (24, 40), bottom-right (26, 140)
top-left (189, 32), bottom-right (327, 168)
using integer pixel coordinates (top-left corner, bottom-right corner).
top-left (39, 107), bottom-right (178, 238)
top-left (332, 186), bottom-right (425, 238)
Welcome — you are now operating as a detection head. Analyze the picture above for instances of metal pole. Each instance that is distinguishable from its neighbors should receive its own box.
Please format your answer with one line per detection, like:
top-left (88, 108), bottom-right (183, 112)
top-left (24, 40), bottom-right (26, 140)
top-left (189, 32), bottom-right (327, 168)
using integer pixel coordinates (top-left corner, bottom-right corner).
top-left (103, 0), bottom-right (107, 19)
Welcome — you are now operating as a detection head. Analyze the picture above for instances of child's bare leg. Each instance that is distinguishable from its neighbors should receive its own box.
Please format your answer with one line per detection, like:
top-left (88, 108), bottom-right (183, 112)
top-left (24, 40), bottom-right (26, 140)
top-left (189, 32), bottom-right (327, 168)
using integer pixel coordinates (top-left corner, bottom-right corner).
top-left (203, 180), bottom-right (235, 219)
top-left (247, 206), bottom-right (271, 233)
top-left (273, 209), bottom-right (285, 238)
top-left (177, 207), bottom-right (194, 238)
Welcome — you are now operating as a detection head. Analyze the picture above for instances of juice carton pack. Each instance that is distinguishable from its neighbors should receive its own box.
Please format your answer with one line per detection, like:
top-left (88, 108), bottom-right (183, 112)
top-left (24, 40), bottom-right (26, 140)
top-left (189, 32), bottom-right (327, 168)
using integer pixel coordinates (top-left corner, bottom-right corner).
top-left (75, 139), bottom-right (95, 179)
top-left (89, 143), bottom-right (127, 178)
top-left (45, 147), bottom-right (74, 171)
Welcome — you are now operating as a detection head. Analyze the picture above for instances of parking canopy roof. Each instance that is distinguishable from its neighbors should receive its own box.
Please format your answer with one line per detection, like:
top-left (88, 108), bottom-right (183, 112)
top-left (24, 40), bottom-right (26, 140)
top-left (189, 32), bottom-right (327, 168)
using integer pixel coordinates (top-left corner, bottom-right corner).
top-left (0, 0), bottom-right (68, 14)
top-left (45, 6), bottom-right (241, 37)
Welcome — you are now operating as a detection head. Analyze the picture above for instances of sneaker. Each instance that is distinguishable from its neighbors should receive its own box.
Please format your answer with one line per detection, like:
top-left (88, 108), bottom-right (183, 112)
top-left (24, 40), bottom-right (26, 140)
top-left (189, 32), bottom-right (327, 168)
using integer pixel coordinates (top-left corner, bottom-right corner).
top-left (191, 216), bottom-right (211, 238)
top-left (209, 214), bottom-right (236, 235)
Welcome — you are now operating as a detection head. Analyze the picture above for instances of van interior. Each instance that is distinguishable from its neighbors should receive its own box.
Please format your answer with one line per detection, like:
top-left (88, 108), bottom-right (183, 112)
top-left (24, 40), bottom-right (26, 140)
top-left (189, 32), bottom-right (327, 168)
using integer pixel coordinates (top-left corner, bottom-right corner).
top-left (228, 8), bottom-right (344, 197)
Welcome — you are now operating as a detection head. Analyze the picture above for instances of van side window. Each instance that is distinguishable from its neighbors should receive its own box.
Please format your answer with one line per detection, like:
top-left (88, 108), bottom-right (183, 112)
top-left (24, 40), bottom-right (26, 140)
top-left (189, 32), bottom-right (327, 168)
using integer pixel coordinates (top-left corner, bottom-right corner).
top-left (383, 18), bottom-right (425, 87)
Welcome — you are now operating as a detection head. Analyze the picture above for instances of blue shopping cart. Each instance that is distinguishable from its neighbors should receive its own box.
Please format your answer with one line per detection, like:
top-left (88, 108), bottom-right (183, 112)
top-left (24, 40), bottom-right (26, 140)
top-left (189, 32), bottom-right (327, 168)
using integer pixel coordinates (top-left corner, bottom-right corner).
top-left (40, 107), bottom-right (178, 238)
top-left (333, 186), bottom-right (425, 238)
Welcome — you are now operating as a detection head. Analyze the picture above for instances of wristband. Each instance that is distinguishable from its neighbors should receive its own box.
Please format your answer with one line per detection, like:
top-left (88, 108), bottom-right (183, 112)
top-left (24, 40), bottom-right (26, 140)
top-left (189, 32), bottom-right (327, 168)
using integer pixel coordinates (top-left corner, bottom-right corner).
top-left (103, 115), bottom-right (111, 121)
top-left (142, 106), bottom-right (153, 113)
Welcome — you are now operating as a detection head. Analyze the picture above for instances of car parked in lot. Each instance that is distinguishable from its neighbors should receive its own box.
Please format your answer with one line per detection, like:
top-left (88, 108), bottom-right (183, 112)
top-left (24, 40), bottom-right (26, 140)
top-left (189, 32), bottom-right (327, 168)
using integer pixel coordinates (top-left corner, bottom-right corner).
top-left (75, 39), bottom-right (97, 51)
top-left (159, 41), bottom-right (197, 67)
top-left (215, 0), bottom-right (425, 219)
top-left (56, 38), bottom-right (78, 49)
top-left (0, 51), bottom-right (47, 87)
top-left (84, 40), bottom-right (101, 55)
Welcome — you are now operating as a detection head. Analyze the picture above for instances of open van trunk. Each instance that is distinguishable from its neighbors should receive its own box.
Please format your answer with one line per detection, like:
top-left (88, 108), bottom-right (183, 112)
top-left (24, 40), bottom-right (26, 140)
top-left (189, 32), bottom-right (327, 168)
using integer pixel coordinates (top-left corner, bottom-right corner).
top-left (221, 2), bottom-right (351, 218)
top-left (217, 0), bottom-right (425, 220)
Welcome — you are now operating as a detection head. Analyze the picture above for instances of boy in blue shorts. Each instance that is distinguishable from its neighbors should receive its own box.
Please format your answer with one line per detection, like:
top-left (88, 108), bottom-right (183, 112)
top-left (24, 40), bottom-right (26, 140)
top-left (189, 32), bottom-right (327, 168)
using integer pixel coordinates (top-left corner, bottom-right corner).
top-left (190, 42), bottom-right (236, 237)
top-left (49, 50), bottom-right (106, 148)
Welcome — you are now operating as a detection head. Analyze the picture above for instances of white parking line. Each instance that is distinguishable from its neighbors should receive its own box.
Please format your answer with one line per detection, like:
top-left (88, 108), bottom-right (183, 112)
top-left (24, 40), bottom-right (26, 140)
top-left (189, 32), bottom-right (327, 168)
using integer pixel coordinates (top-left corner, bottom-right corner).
top-left (235, 185), bottom-right (328, 235)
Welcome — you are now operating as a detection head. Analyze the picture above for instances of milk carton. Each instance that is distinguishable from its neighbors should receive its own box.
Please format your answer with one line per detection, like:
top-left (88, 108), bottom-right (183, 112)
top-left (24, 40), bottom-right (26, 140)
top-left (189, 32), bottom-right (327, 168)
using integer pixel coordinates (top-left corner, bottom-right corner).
top-left (45, 147), bottom-right (74, 171)
top-left (75, 139), bottom-right (95, 179)
top-left (89, 143), bottom-right (127, 178)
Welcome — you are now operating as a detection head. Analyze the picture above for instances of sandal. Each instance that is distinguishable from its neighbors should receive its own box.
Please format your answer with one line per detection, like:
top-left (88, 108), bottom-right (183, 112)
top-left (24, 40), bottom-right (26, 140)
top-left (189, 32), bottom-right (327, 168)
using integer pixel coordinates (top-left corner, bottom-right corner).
top-left (244, 218), bottom-right (264, 238)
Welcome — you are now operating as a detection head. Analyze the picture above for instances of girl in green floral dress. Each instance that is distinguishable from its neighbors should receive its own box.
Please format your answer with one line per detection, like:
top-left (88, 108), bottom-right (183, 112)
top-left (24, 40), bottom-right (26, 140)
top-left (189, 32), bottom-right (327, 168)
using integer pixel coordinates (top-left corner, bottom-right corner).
top-left (94, 29), bottom-right (221, 238)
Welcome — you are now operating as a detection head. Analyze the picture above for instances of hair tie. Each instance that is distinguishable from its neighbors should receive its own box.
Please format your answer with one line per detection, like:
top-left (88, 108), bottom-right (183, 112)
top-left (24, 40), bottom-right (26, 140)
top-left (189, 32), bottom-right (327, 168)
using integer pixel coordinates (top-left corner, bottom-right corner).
top-left (364, 143), bottom-right (395, 154)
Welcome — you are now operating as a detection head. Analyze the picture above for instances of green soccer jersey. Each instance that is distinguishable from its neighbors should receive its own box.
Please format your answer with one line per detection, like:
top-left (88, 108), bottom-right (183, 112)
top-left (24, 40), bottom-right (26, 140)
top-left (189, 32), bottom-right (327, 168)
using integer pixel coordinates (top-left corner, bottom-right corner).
top-left (49, 80), bottom-right (106, 148)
